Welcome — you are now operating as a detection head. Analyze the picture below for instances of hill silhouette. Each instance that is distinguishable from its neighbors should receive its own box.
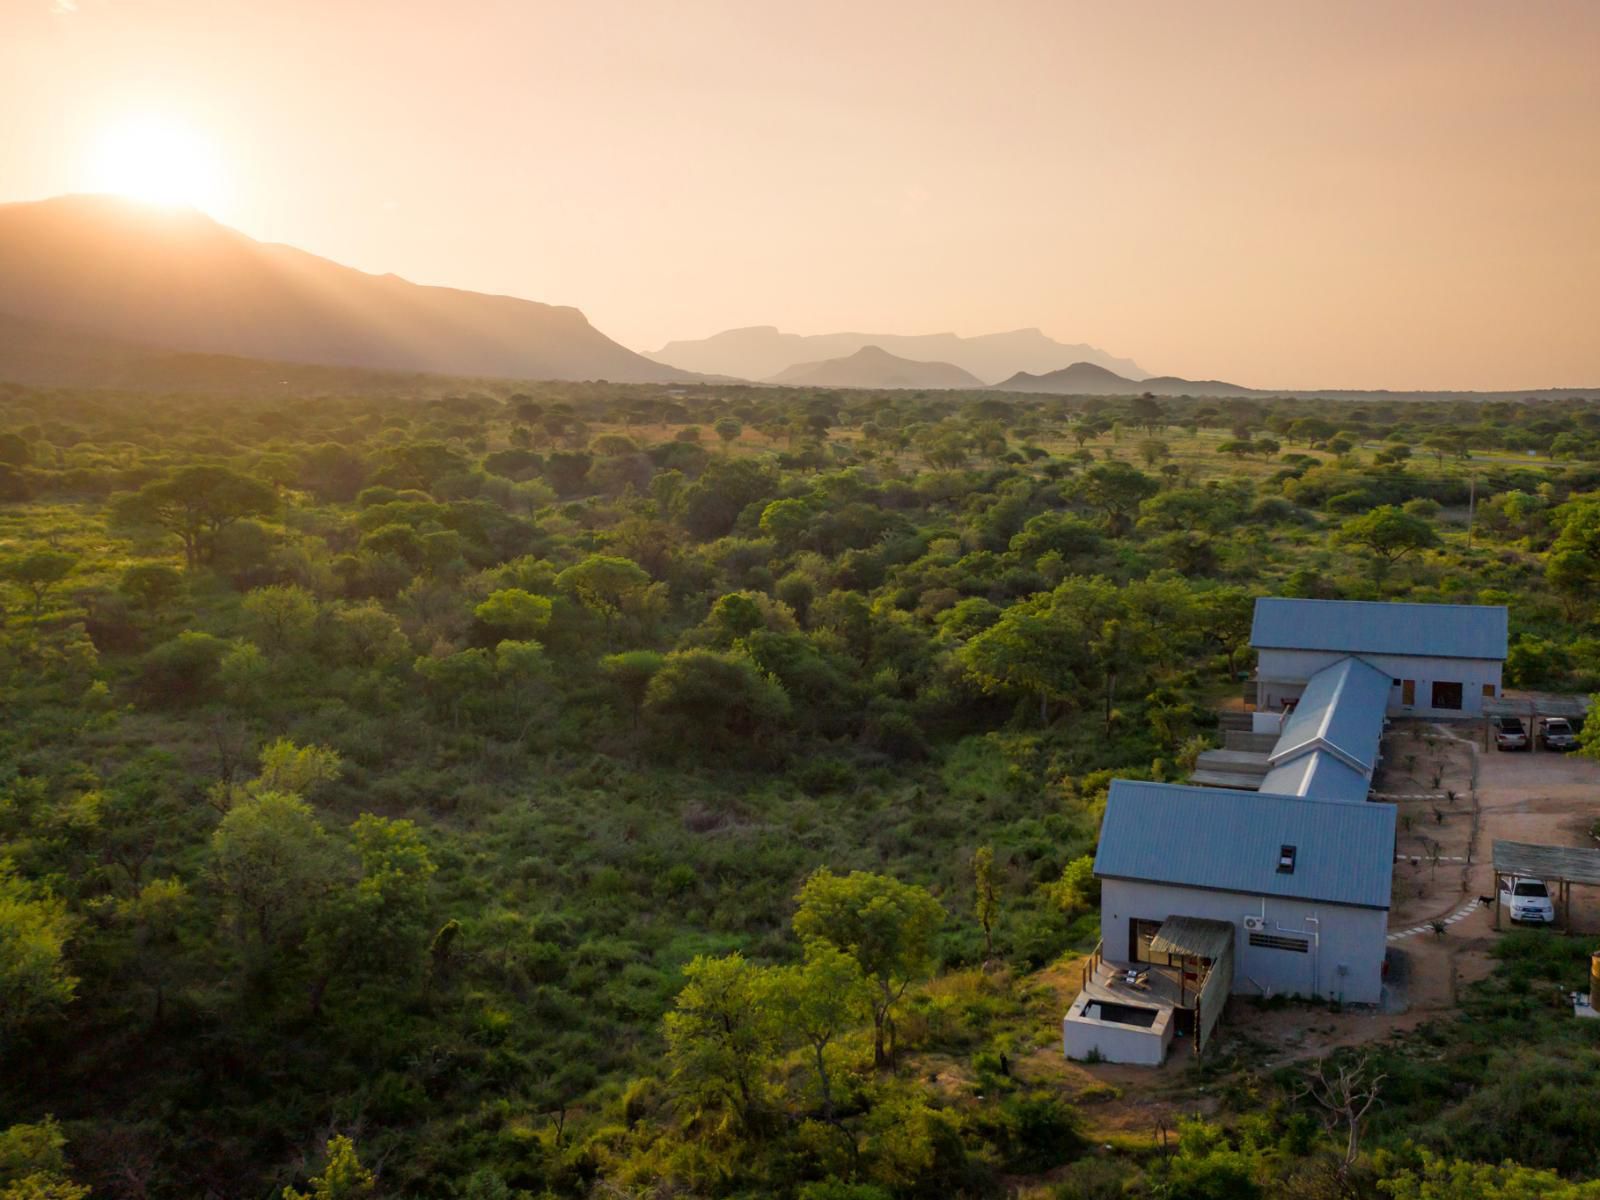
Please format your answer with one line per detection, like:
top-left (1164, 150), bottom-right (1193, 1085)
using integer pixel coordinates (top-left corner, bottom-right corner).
top-left (650, 325), bottom-right (1146, 384)
top-left (993, 361), bottom-right (1255, 397)
top-left (0, 195), bottom-right (691, 384)
top-left (766, 345), bottom-right (985, 390)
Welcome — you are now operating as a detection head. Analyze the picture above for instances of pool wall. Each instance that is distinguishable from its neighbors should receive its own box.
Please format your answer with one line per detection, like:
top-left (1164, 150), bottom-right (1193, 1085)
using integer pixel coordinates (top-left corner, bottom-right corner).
top-left (1062, 995), bottom-right (1174, 1065)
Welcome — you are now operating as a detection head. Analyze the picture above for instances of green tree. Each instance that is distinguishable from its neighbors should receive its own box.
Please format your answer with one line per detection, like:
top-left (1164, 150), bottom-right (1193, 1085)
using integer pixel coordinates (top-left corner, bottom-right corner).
top-left (307, 816), bottom-right (435, 1013)
top-left (0, 864), bottom-right (76, 1041)
top-left (0, 1117), bottom-right (89, 1200)
top-left (960, 600), bottom-right (1088, 724)
top-left (768, 942), bottom-right (870, 1120)
top-left (242, 584), bottom-right (319, 653)
top-left (1069, 461), bottom-right (1159, 536)
top-left (208, 793), bottom-right (342, 961)
top-left (793, 868), bottom-right (943, 1067)
top-left (1136, 438), bottom-right (1170, 468)
top-left (282, 1135), bottom-right (375, 1200)
top-left (556, 554), bottom-right (651, 639)
top-left (1376, 1148), bottom-right (1600, 1199)
top-left (643, 649), bottom-right (791, 759)
top-left (117, 562), bottom-right (184, 613)
top-left (111, 465), bottom-right (277, 568)
top-left (1547, 498), bottom-right (1600, 618)
top-left (1335, 504), bottom-right (1439, 571)
top-left (599, 649), bottom-right (664, 730)
top-left (473, 588), bottom-right (553, 640)
top-left (713, 417), bottom-right (744, 449)
top-left (2, 551), bottom-right (74, 618)
top-left (664, 953), bottom-right (779, 1131)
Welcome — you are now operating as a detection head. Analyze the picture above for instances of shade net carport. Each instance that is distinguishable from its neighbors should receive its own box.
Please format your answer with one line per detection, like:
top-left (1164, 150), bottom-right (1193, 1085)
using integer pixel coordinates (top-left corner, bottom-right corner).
top-left (1492, 840), bottom-right (1600, 931)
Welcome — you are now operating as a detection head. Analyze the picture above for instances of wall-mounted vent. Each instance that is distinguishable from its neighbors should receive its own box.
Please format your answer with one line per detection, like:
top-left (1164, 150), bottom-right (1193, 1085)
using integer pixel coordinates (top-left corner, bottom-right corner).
top-left (1277, 845), bottom-right (1297, 874)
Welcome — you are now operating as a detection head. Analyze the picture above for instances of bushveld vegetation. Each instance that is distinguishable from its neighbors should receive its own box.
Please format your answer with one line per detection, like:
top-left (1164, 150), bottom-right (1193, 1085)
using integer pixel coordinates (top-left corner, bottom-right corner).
top-left (2, 379), bottom-right (1600, 1197)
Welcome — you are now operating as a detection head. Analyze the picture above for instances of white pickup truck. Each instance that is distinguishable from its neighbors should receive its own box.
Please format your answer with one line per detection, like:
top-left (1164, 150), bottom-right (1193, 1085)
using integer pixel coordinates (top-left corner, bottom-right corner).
top-left (1499, 876), bottom-right (1556, 924)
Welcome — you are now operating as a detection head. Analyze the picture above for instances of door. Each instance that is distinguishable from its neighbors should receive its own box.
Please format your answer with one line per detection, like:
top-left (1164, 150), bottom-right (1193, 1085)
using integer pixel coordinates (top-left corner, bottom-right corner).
top-left (1400, 680), bottom-right (1416, 706)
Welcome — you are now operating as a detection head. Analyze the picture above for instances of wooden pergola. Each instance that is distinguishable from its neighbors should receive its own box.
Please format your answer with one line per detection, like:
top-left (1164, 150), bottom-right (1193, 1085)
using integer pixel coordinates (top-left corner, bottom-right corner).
top-left (1492, 840), bottom-right (1600, 932)
top-left (1148, 916), bottom-right (1235, 1054)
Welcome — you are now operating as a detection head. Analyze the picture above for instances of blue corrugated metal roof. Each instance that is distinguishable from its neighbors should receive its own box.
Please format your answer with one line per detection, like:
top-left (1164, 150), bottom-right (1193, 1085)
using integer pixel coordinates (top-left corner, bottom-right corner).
top-left (1259, 751), bottom-right (1372, 804)
top-left (1094, 780), bottom-right (1395, 909)
top-left (1269, 656), bottom-right (1391, 772)
top-left (1251, 597), bottom-right (1507, 660)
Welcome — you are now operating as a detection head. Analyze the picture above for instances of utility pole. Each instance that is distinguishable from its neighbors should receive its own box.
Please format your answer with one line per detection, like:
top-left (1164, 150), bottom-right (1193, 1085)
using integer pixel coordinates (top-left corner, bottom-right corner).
top-left (1466, 471), bottom-right (1477, 552)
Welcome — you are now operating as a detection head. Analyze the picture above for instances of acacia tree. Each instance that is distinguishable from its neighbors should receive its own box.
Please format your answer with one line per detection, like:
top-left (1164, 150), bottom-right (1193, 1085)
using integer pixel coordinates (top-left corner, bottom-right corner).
top-left (1335, 505), bottom-right (1438, 573)
top-left (2, 551), bottom-right (75, 617)
top-left (793, 868), bottom-right (943, 1068)
top-left (111, 466), bottom-right (277, 568)
top-left (599, 649), bottom-right (664, 730)
top-left (556, 554), bottom-right (652, 641)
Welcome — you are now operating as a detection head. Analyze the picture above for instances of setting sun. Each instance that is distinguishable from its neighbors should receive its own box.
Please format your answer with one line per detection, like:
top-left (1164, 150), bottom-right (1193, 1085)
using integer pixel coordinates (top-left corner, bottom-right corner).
top-left (87, 115), bottom-right (223, 212)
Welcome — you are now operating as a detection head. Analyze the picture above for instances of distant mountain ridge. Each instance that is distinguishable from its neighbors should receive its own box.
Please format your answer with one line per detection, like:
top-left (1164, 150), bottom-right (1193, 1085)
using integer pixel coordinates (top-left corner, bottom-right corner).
top-left (0, 194), bottom-right (692, 384)
top-left (649, 325), bottom-right (1147, 385)
top-left (766, 345), bottom-right (985, 390)
top-left (993, 361), bottom-right (1256, 397)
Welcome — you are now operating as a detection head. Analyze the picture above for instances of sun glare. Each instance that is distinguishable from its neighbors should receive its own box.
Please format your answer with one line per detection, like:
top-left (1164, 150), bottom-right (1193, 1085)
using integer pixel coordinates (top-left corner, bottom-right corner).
top-left (88, 115), bottom-right (224, 212)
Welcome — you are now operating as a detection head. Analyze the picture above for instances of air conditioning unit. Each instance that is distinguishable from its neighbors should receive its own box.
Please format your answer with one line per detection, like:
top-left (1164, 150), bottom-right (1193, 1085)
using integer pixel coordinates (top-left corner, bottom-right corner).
top-left (1243, 915), bottom-right (1265, 932)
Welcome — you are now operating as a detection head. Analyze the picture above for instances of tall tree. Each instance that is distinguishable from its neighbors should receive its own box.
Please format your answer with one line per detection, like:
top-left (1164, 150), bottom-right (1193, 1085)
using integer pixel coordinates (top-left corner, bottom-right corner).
top-left (767, 942), bottom-right (870, 1121)
top-left (664, 953), bottom-right (779, 1132)
top-left (793, 869), bottom-right (943, 1067)
top-left (111, 466), bottom-right (277, 568)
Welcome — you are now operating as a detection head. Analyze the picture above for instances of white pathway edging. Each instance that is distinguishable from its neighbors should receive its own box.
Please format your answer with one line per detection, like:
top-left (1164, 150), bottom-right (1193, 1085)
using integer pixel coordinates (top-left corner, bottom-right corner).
top-left (1387, 898), bottom-right (1481, 942)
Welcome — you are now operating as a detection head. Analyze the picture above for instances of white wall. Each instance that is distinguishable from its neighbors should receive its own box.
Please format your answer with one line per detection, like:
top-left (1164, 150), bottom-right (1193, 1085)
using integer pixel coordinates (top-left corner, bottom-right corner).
top-left (1100, 878), bottom-right (1389, 1005)
top-left (1256, 648), bottom-right (1502, 718)
top-left (1063, 1003), bottom-right (1172, 1066)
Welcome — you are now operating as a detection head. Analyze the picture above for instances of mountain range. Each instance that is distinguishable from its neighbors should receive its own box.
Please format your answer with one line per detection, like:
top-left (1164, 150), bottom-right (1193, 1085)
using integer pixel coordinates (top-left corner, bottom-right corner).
top-left (648, 325), bottom-right (1147, 385)
top-left (766, 345), bottom-right (985, 390)
top-left (0, 195), bottom-right (691, 385)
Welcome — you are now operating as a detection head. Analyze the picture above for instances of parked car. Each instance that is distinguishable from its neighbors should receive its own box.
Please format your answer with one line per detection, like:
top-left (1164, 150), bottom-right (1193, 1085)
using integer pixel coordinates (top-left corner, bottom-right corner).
top-left (1499, 876), bottom-right (1556, 924)
top-left (1538, 717), bottom-right (1579, 752)
top-left (1491, 715), bottom-right (1529, 751)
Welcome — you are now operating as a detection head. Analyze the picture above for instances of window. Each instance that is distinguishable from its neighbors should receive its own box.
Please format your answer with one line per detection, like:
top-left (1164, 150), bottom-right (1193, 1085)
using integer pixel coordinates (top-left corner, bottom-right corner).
top-left (1277, 844), bottom-right (1297, 874)
top-left (1431, 681), bottom-right (1463, 711)
top-left (1483, 683), bottom-right (1497, 698)
top-left (1400, 680), bottom-right (1416, 706)
top-left (1249, 931), bottom-right (1310, 953)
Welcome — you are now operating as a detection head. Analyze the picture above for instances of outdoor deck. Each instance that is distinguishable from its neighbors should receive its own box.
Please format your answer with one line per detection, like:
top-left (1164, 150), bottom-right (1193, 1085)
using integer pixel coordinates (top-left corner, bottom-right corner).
top-left (1081, 956), bottom-right (1190, 1011)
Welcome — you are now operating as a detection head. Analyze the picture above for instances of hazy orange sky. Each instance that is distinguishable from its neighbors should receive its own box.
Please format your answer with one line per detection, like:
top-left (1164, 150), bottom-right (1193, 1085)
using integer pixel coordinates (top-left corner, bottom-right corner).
top-left (3, 0), bottom-right (1598, 389)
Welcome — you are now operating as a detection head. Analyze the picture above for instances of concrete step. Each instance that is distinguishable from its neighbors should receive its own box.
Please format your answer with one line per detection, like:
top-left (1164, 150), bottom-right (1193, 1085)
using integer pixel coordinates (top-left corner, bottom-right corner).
top-left (1224, 731), bottom-right (1279, 753)
top-left (1195, 749), bottom-right (1272, 777)
top-left (1217, 711), bottom-right (1254, 732)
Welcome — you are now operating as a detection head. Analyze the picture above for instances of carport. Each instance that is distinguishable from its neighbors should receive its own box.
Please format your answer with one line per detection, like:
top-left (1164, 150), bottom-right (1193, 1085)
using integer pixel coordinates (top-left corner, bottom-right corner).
top-left (1482, 695), bottom-right (1588, 753)
top-left (1492, 840), bottom-right (1600, 932)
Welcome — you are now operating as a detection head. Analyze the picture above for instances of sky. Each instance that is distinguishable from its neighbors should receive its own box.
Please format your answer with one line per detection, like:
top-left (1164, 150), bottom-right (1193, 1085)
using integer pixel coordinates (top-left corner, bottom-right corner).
top-left (2, 0), bottom-right (1598, 390)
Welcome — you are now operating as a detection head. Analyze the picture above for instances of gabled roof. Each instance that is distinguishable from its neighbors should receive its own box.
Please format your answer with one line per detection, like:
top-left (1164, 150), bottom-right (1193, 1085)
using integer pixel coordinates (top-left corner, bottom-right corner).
top-left (1267, 656), bottom-right (1391, 773)
top-left (1251, 597), bottom-right (1508, 661)
top-left (1094, 780), bottom-right (1396, 910)
top-left (1257, 749), bottom-right (1373, 805)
